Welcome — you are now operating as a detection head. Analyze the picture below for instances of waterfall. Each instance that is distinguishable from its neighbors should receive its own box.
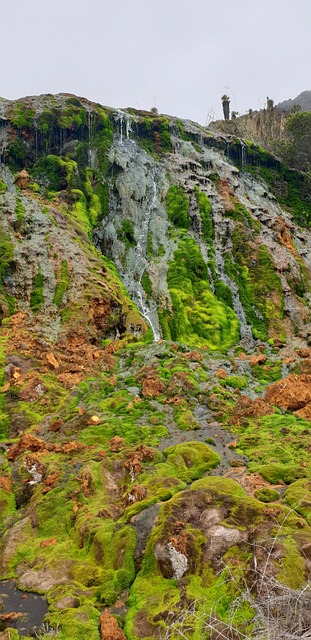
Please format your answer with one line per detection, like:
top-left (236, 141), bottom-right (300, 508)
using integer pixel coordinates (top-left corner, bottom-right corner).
top-left (211, 206), bottom-right (254, 347)
top-left (240, 139), bottom-right (247, 167)
top-left (115, 110), bottom-right (132, 145)
top-left (87, 111), bottom-right (96, 167)
top-left (133, 177), bottom-right (161, 341)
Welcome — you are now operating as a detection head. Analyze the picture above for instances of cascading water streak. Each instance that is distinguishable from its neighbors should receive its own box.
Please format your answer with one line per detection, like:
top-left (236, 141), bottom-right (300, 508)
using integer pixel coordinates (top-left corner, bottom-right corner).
top-left (133, 177), bottom-right (160, 341)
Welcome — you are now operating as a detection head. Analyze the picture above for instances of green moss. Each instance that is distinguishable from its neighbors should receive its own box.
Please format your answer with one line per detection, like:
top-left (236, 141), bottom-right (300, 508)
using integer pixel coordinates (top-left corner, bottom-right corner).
top-left (225, 235), bottom-right (285, 340)
top-left (0, 335), bottom-right (10, 440)
top-left (53, 261), bottom-right (69, 307)
top-left (30, 268), bottom-right (44, 312)
top-left (15, 197), bottom-right (25, 224)
top-left (0, 487), bottom-right (16, 535)
top-left (250, 359), bottom-right (282, 384)
top-left (0, 179), bottom-right (7, 194)
top-left (92, 521), bottom-right (136, 603)
top-left (163, 442), bottom-right (220, 482)
top-left (47, 604), bottom-right (101, 640)
top-left (174, 408), bottom-right (201, 431)
top-left (225, 197), bottom-right (256, 229)
top-left (283, 478), bottom-right (311, 524)
top-left (223, 375), bottom-right (248, 389)
top-left (190, 476), bottom-right (246, 498)
top-left (234, 414), bottom-right (311, 479)
top-left (232, 141), bottom-right (311, 227)
top-left (251, 462), bottom-right (304, 484)
top-left (166, 185), bottom-right (190, 229)
top-left (254, 487), bottom-right (279, 502)
top-left (194, 187), bottom-right (213, 243)
top-left (160, 237), bottom-right (239, 350)
top-left (117, 219), bottom-right (136, 249)
top-left (141, 270), bottom-right (152, 299)
top-left (277, 537), bottom-right (307, 589)
top-left (9, 101), bottom-right (35, 128)
top-left (35, 155), bottom-right (77, 191)
top-left (136, 116), bottom-right (172, 156)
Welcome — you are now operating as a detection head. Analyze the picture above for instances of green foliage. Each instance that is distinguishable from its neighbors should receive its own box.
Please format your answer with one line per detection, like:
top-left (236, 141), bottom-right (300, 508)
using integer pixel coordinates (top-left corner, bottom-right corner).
top-left (30, 268), bottom-right (44, 311)
top-left (53, 261), bottom-right (69, 307)
top-left (236, 141), bottom-right (311, 227)
top-left (166, 185), bottom-right (190, 229)
top-left (279, 111), bottom-right (311, 173)
top-left (0, 179), bottom-right (7, 193)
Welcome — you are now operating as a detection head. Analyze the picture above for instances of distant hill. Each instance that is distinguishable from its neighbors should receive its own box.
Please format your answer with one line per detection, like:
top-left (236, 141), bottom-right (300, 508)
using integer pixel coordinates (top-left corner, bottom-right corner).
top-left (276, 90), bottom-right (311, 112)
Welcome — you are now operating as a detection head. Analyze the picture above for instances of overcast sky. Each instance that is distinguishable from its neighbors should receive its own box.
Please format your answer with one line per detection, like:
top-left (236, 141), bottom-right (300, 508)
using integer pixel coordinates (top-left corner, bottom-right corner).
top-left (1, 0), bottom-right (310, 124)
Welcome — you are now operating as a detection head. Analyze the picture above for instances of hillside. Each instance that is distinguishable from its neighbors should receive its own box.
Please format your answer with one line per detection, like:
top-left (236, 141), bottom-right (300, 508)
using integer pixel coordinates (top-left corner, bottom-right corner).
top-left (1, 94), bottom-right (311, 640)
top-left (276, 89), bottom-right (311, 112)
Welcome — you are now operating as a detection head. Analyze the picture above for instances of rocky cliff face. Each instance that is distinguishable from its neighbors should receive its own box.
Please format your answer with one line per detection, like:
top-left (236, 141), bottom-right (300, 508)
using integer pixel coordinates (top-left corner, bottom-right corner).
top-left (1, 94), bottom-right (311, 640)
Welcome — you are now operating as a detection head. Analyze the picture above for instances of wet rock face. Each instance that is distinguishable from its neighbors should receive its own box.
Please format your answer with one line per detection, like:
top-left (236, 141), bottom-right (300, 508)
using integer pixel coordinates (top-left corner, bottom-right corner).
top-left (1, 93), bottom-right (311, 348)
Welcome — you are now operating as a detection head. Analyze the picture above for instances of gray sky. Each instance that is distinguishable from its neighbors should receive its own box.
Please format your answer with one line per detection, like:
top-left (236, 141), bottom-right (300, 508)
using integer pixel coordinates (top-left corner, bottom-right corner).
top-left (2, 0), bottom-right (311, 124)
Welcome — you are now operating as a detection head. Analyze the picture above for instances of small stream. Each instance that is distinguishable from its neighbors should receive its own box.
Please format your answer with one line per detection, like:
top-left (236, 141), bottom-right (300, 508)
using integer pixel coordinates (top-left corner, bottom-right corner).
top-left (0, 580), bottom-right (48, 636)
top-left (158, 402), bottom-right (247, 473)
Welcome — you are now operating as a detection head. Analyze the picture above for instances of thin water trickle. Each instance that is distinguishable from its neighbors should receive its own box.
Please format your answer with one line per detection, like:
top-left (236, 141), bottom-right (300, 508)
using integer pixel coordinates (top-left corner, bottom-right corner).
top-left (134, 177), bottom-right (160, 341)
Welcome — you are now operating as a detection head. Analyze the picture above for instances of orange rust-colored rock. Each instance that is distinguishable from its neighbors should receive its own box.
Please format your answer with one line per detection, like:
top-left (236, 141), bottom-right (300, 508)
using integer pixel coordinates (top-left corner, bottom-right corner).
top-left (216, 368), bottom-right (227, 379)
top-left (49, 419), bottom-right (63, 433)
top-left (0, 476), bottom-right (11, 491)
top-left (108, 436), bottom-right (125, 452)
top-left (295, 402), bottom-right (311, 420)
top-left (265, 374), bottom-right (311, 411)
top-left (61, 442), bottom-right (86, 454)
top-left (124, 445), bottom-right (155, 479)
top-left (125, 484), bottom-right (147, 505)
top-left (167, 371), bottom-right (195, 395)
top-left (1, 381), bottom-right (10, 393)
top-left (19, 377), bottom-right (46, 401)
top-left (40, 538), bottom-right (57, 548)
top-left (57, 372), bottom-right (84, 388)
top-left (249, 354), bottom-right (266, 366)
top-left (238, 352), bottom-right (247, 361)
top-left (46, 352), bottom-right (59, 369)
top-left (219, 178), bottom-right (235, 211)
top-left (0, 611), bottom-right (23, 626)
top-left (271, 216), bottom-right (296, 254)
top-left (87, 415), bottom-right (101, 425)
top-left (7, 434), bottom-right (46, 461)
top-left (99, 612), bottom-right (126, 640)
top-left (14, 169), bottom-right (30, 188)
top-left (79, 470), bottom-right (93, 497)
top-left (297, 349), bottom-right (311, 359)
top-left (43, 471), bottom-right (60, 490)
top-left (142, 374), bottom-right (165, 398)
top-left (232, 396), bottom-right (275, 423)
top-left (97, 508), bottom-right (112, 518)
